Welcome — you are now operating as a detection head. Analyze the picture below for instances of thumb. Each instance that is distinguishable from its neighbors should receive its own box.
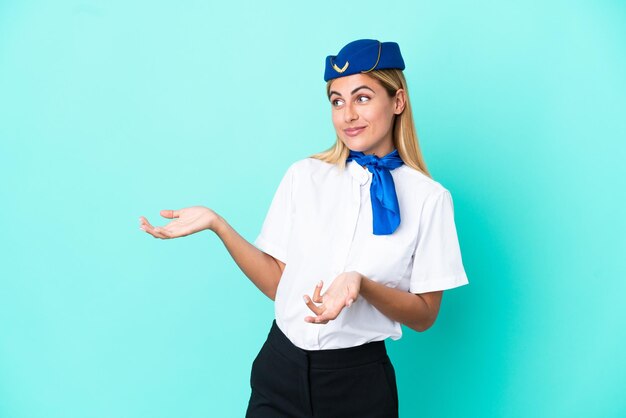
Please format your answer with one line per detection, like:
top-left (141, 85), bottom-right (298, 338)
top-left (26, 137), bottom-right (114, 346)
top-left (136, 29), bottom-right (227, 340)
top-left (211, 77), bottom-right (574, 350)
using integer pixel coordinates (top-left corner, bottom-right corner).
top-left (160, 209), bottom-right (180, 219)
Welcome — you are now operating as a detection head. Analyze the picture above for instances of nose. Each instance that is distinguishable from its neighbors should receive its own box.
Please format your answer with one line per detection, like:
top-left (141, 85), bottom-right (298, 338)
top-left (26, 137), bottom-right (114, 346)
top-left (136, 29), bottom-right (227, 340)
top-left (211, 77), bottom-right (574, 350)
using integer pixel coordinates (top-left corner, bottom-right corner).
top-left (343, 102), bottom-right (358, 123)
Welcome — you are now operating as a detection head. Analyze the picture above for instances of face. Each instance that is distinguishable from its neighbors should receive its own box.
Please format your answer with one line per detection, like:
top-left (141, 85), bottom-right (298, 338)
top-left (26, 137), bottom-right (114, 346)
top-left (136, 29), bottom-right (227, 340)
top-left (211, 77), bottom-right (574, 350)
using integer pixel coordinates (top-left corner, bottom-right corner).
top-left (328, 73), bottom-right (406, 157)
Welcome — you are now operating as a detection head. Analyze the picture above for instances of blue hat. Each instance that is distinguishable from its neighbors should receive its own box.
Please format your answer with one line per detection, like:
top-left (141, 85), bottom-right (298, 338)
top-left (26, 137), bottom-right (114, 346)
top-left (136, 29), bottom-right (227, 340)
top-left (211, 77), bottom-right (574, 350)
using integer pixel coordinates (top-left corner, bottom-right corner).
top-left (324, 39), bottom-right (405, 82)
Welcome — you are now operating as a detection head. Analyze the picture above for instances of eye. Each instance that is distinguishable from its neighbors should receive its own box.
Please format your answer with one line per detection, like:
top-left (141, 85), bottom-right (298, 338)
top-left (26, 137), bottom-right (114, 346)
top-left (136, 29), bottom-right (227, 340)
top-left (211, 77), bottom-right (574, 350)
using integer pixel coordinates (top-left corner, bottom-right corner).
top-left (356, 95), bottom-right (370, 103)
top-left (331, 98), bottom-right (345, 107)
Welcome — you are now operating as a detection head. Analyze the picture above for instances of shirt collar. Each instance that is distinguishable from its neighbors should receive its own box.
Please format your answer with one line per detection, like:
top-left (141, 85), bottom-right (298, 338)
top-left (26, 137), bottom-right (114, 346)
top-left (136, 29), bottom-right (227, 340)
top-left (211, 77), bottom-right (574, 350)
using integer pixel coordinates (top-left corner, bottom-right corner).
top-left (347, 160), bottom-right (372, 186)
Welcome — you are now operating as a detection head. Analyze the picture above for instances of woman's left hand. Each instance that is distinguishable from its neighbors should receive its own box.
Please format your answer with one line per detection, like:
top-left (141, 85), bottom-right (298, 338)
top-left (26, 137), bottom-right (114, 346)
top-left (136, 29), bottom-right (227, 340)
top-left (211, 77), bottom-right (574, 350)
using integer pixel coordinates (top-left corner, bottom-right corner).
top-left (303, 271), bottom-right (362, 324)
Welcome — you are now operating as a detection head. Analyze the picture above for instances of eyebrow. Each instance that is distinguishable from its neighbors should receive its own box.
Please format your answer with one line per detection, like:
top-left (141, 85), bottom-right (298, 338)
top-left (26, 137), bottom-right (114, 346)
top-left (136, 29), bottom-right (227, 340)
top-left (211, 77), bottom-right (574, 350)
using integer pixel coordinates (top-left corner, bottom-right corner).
top-left (328, 85), bottom-right (375, 99)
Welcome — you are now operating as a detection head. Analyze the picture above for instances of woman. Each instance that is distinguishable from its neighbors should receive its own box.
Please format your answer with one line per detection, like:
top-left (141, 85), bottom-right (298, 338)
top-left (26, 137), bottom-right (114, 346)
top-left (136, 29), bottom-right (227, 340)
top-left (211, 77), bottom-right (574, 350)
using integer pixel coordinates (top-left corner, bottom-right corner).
top-left (139, 39), bottom-right (469, 417)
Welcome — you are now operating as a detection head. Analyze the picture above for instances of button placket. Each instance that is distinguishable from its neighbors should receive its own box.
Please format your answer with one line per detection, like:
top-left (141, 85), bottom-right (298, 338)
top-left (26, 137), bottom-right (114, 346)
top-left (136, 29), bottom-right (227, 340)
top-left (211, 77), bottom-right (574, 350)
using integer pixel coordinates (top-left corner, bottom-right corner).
top-left (305, 324), bottom-right (321, 349)
top-left (339, 178), bottom-right (363, 272)
top-left (340, 162), bottom-right (369, 273)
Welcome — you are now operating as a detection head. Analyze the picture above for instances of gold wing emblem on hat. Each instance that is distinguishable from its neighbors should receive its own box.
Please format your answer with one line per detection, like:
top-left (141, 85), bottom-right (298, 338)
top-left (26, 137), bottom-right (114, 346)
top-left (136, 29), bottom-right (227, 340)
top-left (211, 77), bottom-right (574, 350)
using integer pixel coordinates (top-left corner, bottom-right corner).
top-left (332, 60), bottom-right (349, 73)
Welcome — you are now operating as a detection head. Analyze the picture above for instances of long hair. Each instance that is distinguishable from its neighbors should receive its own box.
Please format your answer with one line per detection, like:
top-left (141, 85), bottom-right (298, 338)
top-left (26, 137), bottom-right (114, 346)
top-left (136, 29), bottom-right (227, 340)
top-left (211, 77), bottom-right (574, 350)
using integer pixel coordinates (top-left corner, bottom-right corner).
top-left (310, 69), bottom-right (431, 178)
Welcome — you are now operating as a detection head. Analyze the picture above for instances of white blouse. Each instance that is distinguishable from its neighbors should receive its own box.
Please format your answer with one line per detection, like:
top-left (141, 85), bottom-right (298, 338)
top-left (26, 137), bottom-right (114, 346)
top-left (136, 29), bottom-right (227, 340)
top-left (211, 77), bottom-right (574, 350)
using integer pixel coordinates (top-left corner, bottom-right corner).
top-left (254, 157), bottom-right (469, 350)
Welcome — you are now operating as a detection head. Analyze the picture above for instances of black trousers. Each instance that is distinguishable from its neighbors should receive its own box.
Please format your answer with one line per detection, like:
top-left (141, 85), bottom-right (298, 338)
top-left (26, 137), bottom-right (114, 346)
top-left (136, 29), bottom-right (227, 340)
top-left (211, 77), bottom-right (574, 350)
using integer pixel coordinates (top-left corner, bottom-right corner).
top-left (246, 320), bottom-right (399, 418)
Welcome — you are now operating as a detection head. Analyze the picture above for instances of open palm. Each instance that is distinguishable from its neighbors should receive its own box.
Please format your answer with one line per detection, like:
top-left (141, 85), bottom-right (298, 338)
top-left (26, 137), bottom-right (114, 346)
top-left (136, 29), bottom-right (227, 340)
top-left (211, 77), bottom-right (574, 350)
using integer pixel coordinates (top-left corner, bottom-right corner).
top-left (139, 206), bottom-right (217, 239)
top-left (303, 271), bottom-right (363, 324)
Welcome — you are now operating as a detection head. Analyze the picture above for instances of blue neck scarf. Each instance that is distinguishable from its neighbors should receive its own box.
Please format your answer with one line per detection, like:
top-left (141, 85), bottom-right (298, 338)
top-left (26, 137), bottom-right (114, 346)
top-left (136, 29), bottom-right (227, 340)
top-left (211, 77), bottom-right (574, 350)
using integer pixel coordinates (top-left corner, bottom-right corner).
top-left (346, 149), bottom-right (404, 235)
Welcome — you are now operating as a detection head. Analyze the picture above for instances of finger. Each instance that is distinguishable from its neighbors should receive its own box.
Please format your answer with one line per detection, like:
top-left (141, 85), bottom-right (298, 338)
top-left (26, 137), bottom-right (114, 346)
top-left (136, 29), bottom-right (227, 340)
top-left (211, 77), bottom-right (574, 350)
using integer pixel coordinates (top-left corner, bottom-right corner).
top-left (317, 308), bottom-right (340, 322)
top-left (141, 222), bottom-right (169, 239)
top-left (139, 217), bottom-right (156, 233)
top-left (148, 227), bottom-right (168, 239)
top-left (141, 226), bottom-right (159, 238)
top-left (313, 301), bottom-right (345, 322)
top-left (160, 209), bottom-right (180, 219)
top-left (312, 280), bottom-right (323, 303)
top-left (153, 226), bottom-right (173, 238)
top-left (344, 284), bottom-right (356, 307)
top-left (304, 315), bottom-right (329, 324)
top-left (139, 216), bottom-right (160, 232)
top-left (303, 295), bottom-right (324, 316)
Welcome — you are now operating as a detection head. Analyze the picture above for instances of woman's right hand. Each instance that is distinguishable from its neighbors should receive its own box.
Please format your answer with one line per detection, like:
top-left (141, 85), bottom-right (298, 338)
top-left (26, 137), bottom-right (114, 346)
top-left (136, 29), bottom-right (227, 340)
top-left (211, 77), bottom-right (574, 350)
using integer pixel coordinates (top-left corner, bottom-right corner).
top-left (139, 206), bottom-right (220, 239)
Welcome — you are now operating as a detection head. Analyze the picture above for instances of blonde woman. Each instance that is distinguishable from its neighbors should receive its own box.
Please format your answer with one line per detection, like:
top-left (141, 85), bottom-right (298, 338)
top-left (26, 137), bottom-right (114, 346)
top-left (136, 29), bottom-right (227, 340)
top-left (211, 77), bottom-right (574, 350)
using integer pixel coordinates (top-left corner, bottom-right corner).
top-left (140, 39), bottom-right (469, 418)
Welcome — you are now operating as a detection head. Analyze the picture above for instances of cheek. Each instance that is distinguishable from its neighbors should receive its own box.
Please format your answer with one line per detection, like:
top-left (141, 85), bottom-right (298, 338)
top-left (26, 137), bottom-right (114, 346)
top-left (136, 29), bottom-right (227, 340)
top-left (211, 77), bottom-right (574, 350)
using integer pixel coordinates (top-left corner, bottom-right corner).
top-left (367, 105), bottom-right (394, 130)
top-left (359, 107), bottom-right (383, 128)
top-left (331, 111), bottom-right (342, 129)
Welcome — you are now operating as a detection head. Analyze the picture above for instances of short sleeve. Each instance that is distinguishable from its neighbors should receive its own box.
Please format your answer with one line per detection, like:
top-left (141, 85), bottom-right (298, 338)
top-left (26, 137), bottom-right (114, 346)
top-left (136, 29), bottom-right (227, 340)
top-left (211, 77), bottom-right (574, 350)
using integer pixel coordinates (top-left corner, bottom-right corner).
top-left (409, 189), bottom-right (469, 293)
top-left (253, 164), bottom-right (295, 264)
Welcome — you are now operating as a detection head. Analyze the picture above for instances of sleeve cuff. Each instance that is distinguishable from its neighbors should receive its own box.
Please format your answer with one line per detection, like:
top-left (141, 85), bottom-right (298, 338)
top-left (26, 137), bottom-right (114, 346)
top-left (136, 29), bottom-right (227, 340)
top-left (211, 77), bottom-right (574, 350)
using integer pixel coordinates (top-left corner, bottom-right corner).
top-left (409, 273), bottom-right (469, 294)
top-left (254, 235), bottom-right (287, 264)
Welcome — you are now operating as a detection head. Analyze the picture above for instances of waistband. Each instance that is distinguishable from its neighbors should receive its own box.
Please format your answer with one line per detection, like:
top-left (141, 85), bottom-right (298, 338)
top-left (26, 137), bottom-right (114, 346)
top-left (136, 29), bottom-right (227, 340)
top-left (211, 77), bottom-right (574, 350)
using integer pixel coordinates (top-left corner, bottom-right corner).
top-left (266, 320), bottom-right (388, 370)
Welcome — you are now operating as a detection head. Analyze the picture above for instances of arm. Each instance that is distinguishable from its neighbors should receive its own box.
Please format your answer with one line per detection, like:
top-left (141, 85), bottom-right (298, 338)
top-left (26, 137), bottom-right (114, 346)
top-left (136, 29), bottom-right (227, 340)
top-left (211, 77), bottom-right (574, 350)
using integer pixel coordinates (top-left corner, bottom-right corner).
top-left (360, 276), bottom-right (442, 332)
top-left (212, 214), bottom-right (285, 300)
top-left (303, 271), bottom-right (442, 332)
top-left (139, 207), bottom-right (284, 300)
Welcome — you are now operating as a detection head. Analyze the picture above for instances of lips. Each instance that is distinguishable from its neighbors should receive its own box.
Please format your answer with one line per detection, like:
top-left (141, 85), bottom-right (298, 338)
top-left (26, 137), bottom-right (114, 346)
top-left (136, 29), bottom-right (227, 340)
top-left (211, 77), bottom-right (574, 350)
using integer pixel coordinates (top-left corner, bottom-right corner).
top-left (344, 126), bottom-right (366, 137)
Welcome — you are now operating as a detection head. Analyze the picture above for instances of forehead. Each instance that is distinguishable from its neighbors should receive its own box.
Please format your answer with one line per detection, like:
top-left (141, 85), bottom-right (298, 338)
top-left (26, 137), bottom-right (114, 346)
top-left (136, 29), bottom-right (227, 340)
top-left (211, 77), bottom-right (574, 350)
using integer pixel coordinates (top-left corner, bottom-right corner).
top-left (328, 73), bottom-right (382, 94)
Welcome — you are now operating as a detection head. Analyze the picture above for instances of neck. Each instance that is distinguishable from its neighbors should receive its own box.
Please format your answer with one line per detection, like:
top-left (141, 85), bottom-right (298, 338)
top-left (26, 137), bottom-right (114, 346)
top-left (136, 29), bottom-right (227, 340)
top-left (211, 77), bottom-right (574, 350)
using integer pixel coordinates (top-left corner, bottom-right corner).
top-left (353, 147), bottom-right (396, 158)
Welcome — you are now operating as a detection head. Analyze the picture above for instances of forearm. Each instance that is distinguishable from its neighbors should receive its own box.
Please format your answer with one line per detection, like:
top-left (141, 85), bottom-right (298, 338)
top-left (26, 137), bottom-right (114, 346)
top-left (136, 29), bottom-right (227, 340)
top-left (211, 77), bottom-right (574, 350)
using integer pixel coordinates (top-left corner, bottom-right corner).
top-left (211, 215), bottom-right (282, 300)
top-left (359, 276), bottom-right (440, 332)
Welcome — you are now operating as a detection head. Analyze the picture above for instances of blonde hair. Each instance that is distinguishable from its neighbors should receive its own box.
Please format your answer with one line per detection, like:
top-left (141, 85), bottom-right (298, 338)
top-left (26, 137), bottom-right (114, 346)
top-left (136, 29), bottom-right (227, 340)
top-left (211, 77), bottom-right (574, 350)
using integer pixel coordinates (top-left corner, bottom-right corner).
top-left (310, 69), bottom-right (431, 178)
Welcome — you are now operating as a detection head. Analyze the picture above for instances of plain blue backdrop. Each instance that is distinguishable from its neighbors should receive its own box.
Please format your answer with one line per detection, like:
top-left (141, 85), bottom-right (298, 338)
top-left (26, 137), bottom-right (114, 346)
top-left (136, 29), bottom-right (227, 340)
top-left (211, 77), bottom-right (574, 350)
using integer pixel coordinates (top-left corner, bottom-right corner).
top-left (1, 1), bottom-right (625, 417)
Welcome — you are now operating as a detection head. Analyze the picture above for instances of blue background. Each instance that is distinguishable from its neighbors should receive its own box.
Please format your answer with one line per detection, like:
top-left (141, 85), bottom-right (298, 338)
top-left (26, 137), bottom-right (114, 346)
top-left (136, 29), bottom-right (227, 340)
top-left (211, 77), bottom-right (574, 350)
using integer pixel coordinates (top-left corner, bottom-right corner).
top-left (1, 1), bottom-right (625, 417)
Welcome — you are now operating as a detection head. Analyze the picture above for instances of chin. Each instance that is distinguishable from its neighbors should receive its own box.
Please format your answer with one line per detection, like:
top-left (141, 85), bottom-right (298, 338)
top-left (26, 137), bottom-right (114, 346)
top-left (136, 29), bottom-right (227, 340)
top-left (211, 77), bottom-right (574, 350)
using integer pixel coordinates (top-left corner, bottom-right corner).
top-left (340, 139), bottom-right (369, 153)
top-left (348, 145), bottom-right (376, 154)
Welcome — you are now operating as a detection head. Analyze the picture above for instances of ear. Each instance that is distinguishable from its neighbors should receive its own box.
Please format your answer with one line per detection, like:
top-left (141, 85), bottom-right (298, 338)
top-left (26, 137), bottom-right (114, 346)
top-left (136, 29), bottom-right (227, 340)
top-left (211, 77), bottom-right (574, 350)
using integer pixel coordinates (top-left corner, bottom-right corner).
top-left (393, 89), bottom-right (407, 115)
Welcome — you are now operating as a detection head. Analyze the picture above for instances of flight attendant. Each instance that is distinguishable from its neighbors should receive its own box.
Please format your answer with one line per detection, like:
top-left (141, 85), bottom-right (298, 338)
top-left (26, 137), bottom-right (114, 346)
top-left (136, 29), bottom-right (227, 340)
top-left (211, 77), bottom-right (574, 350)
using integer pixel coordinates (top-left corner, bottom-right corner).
top-left (140, 39), bottom-right (469, 418)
